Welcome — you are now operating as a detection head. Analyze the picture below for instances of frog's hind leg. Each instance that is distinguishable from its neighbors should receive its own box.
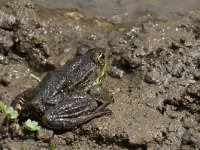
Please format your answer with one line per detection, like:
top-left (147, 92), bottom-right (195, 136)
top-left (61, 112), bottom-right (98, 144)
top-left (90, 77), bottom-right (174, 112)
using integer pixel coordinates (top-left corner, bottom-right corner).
top-left (42, 92), bottom-right (110, 130)
top-left (43, 109), bottom-right (109, 130)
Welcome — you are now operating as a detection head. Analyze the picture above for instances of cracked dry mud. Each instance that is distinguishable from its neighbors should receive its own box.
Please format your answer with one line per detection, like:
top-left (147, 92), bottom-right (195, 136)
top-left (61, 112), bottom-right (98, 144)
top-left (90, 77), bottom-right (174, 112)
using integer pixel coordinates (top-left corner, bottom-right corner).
top-left (0, 0), bottom-right (200, 149)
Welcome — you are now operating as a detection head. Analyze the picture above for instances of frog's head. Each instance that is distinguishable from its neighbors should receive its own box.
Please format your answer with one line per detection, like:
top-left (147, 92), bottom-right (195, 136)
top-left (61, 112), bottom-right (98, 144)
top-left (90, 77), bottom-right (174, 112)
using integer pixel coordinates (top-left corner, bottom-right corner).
top-left (76, 48), bottom-right (108, 91)
top-left (90, 48), bottom-right (108, 86)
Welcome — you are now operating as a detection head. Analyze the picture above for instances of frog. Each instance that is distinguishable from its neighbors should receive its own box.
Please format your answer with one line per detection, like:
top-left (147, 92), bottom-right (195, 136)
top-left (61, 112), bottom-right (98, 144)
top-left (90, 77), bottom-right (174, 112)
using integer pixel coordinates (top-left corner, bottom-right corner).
top-left (11, 48), bottom-right (112, 130)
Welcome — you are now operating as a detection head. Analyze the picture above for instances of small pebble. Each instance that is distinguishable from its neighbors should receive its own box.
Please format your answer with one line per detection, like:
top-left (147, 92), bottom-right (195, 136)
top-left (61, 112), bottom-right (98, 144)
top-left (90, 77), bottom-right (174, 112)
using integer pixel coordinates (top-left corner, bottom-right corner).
top-left (76, 45), bottom-right (90, 55)
top-left (109, 66), bottom-right (124, 79)
top-left (37, 129), bottom-right (54, 139)
top-left (144, 69), bottom-right (161, 85)
top-left (0, 73), bottom-right (12, 86)
top-left (0, 54), bottom-right (9, 65)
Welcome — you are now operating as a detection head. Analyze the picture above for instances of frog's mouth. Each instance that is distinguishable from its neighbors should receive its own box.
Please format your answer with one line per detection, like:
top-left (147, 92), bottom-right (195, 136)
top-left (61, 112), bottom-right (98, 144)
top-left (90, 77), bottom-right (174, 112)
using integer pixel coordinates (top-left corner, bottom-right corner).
top-left (92, 50), bottom-right (108, 86)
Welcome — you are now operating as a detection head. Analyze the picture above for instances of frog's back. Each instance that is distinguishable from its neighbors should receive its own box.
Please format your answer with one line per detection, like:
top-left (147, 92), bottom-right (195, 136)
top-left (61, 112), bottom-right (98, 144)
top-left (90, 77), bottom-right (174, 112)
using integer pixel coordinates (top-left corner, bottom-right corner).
top-left (32, 52), bottom-right (95, 103)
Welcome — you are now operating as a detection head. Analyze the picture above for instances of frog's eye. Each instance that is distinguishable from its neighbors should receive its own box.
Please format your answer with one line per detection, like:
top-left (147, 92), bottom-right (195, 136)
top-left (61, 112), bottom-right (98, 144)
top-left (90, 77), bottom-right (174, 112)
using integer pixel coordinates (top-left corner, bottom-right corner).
top-left (91, 51), bottom-right (105, 64)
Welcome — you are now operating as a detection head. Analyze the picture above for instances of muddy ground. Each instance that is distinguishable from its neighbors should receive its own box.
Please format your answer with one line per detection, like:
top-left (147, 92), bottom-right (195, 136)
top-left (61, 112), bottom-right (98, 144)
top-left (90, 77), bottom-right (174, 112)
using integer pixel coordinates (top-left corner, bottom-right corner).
top-left (0, 0), bottom-right (199, 149)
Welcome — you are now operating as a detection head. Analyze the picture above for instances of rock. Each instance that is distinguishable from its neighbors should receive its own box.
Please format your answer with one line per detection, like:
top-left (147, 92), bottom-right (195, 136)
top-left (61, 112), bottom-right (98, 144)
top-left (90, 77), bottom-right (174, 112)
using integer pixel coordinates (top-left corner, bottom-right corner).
top-left (109, 66), bottom-right (124, 79)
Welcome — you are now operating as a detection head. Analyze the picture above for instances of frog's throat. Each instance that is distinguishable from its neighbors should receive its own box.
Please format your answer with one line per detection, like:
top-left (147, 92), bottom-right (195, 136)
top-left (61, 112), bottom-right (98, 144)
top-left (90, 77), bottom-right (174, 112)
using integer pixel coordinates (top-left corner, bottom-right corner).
top-left (92, 50), bottom-right (108, 86)
top-left (84, 50), bottom-right (108, 91)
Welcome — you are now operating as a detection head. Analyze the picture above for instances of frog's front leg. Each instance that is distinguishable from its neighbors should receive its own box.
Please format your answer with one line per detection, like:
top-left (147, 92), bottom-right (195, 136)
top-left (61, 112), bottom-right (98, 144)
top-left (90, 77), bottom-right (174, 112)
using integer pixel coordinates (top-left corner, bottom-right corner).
top-left (42, 92), bottom-right (110, 130)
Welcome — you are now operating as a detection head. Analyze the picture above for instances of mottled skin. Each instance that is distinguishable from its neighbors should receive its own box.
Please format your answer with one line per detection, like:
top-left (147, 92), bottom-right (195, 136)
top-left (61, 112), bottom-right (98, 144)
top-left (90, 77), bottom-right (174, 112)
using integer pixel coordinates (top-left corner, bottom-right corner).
top-left (11, 48), bottom-right (111, 130)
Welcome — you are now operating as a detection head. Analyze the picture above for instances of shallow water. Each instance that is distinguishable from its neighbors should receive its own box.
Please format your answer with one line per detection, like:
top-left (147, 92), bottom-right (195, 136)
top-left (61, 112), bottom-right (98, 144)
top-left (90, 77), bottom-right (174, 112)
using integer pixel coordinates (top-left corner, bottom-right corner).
top-left (32, 0), bottom-right (200, 22)
top-left (0, 0), bottom-right (199, 22)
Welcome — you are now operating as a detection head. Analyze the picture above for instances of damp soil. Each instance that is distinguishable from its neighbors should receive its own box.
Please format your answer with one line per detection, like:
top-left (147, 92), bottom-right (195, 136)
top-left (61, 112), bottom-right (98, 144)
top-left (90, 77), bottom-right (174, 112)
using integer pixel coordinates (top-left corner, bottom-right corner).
top-left (0, 0), bottom-right (200, 149)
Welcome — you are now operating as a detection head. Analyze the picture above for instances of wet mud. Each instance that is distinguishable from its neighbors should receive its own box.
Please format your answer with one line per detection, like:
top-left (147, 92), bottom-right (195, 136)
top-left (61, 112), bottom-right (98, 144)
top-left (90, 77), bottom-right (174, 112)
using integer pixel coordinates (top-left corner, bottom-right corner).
top-left (0, 0), bottom-right (199, 149)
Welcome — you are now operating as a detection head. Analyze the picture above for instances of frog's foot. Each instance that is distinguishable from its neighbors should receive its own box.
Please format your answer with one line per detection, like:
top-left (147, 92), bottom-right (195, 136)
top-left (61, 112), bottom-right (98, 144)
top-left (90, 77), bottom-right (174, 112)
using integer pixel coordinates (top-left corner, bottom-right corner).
top-left (94, 100), bottom-right (112, 113)
top-left (11, 88), bottom-right (34, 117)
top-left (10, 97), bottom-right (24, 117)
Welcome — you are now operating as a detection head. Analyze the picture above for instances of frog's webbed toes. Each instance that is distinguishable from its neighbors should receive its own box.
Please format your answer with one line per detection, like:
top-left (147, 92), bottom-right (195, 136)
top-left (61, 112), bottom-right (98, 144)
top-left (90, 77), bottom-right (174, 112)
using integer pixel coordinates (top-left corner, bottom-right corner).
top-left (102, 108), bottom-right (112, 116)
